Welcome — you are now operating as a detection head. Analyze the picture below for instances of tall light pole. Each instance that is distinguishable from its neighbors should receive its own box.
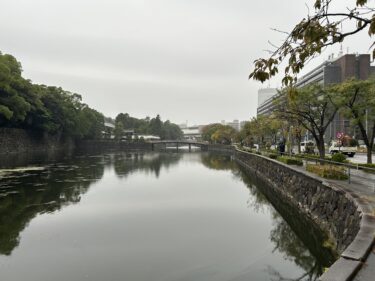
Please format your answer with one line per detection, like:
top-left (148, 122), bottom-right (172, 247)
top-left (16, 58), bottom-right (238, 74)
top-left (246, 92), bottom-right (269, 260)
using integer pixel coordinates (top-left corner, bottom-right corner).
top-left (366, 108), bottom-right (368, 134)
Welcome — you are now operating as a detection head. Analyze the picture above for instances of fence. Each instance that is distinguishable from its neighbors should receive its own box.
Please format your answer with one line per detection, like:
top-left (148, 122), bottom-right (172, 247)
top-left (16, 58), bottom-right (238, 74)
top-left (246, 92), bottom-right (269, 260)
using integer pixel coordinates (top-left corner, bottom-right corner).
top-left (291, 155), bottom-right (375, 192)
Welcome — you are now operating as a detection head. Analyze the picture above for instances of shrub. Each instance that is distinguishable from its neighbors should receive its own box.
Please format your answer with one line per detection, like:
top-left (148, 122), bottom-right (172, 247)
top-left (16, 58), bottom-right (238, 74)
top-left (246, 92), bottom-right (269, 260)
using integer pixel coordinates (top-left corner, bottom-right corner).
top-left (277, 156), bottom-right (303, 166)
top-left (359, 163), bottom-right (375, 168)
top-left (331, 153), bottom-right (347, 163)
top-left (358, 163), bottom-right (375, 174)
top-left (268, 153), bottom-right (278, 159)
top-left (306, 164), bottom-right (348, 180)
top-left (349, 139), bottom-right (358, 146)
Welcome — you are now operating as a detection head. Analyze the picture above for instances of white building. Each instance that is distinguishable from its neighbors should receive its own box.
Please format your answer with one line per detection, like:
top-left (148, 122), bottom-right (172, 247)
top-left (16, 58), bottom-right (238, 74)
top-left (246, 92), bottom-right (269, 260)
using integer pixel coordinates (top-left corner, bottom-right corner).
top-left (257, 88), bottom-right (278, 107)
top-left (226, 119), bottom-right (240, 131)
top-left (182, 126), bottom-right (202, 140)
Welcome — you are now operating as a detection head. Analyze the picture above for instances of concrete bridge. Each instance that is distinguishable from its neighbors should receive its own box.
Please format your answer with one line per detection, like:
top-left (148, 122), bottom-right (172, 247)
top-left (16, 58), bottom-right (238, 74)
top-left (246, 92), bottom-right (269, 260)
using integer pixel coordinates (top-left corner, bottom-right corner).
top-left (150, 140), bottom-right (208, 152)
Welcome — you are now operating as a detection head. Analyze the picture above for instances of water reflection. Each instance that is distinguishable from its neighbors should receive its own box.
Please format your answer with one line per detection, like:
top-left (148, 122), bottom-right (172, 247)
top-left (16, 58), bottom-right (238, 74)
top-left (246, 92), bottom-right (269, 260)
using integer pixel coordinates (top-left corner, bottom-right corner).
top-left (0, 151), bottom-right (336, 281)
top-left (200, 153), bottom-right (336, 280)
top-left (113, 152), bottom-right (182, 178)
top-left (0, 155), bottom-right (105, 255)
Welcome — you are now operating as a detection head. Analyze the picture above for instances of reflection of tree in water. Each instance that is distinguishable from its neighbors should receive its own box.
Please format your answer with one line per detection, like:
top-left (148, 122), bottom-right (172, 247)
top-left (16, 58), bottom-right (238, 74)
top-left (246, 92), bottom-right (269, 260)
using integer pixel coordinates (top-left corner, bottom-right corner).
top-left (201, 153), bottom-right (271, 213)
top-left (267, 216), bottom-right (322, 281)
top-left (200, 153), bottom-right (235, 171)
top-left (236, 166), bottom-right (337, 281)
top-left (113, 152), bottom-right (182, 178)
top-left (0, 154), bottom-right (105, 256)
top-left (0, 151), bottom-right (183, 256)
top-left (200, 153), bottom-right (336, 281)
top-left (0, 151), bottom-right (337, 280)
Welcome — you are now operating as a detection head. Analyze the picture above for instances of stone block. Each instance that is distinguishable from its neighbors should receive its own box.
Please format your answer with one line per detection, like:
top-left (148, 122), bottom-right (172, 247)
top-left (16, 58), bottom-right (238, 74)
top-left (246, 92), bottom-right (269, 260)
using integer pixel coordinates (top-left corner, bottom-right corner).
top-left (319, 258), bottom-right (361, 281)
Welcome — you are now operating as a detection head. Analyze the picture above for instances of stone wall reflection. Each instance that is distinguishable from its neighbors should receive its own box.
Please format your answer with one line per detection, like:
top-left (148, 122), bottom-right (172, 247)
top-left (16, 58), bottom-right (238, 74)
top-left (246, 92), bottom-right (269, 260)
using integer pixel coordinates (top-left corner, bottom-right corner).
top-left (0, 150), bottom-right (337, 281)
top-left (201, 153), bottom-right (336, 280)
top-left (0, 151), bottom-right (183, 255)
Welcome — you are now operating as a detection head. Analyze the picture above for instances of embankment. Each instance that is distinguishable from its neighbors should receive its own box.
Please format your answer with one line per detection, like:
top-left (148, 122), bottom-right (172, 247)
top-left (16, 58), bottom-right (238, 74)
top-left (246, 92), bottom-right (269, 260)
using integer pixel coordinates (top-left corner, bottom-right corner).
top-left (234, 148), bottom-right (375, 281)
top-left (0, 128), bottom-right (74, 155)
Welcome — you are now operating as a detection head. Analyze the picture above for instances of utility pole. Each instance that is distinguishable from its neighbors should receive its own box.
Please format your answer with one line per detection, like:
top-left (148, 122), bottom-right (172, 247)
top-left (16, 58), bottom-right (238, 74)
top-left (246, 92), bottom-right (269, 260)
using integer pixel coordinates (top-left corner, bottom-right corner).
top-left (366, 108), bottom-right (368, 134)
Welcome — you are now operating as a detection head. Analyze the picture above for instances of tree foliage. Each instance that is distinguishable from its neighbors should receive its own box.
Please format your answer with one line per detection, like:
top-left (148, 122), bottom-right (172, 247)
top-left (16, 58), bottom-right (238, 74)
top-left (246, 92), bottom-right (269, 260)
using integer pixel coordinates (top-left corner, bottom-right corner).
top-left (275, 84), bottom-right (338, 158)
top-left (201, 123), bottom-right (236, 144)
top-left (0, 51), bottom-right (104, 139)
top-left (250, 0), bottom-right (375, 86)
top-left (333, 78), bottom-right (375, 163)
top-left (237, 115), bottom-right (283, 148)
top-left (115, 113), bottom-right (183, 140)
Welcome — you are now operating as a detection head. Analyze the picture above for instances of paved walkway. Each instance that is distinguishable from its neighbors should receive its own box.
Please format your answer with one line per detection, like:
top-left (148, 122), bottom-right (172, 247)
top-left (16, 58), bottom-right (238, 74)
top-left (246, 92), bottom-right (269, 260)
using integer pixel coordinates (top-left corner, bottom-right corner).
top-left (296, 162), bottom-right (375, 281)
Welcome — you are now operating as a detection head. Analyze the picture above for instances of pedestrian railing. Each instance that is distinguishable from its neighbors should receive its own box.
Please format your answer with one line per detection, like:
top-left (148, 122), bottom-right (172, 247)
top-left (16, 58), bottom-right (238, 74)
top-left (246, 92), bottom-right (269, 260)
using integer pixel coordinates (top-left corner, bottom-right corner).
top-left (294, 155), bottom-right (375, 189)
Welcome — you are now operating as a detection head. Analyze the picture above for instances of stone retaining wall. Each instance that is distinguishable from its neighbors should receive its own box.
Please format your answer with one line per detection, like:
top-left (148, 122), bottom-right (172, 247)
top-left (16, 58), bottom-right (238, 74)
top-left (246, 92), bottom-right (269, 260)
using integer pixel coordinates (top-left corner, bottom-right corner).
top-left (234, 149), bottom-right (375, 281)
top-left (207, 144), bottom-right (235, 153)
top-left (0, 128), bottom-right (74, 154)
top-left (235, 150), bottom-right (361, 253)
top-left (76, 140), bottom-right (153, 152)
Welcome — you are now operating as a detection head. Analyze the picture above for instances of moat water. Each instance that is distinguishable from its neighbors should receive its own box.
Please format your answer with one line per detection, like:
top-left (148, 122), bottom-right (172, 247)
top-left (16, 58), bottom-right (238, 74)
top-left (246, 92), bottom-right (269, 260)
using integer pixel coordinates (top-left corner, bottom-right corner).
top-left (0, 151), bottom-right (335, 281)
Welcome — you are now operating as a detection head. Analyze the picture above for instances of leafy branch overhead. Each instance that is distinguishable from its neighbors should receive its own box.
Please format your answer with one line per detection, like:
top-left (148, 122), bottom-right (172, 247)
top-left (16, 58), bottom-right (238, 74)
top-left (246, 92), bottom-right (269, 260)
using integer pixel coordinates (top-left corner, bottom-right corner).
top-left (249, 0), bottom-right (375, 86)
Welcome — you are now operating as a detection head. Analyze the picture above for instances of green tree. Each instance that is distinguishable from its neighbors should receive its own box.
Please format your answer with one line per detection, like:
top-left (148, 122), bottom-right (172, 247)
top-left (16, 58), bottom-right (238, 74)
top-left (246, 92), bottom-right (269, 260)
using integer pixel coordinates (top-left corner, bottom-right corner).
top-left (114, 121), bottom-right (124, 140)
top-left (333, 78), bottom-right (375, 163)
top-left (0, 51), bottom-right (105, 140)
top-left (276, 84), bottom-right (338, 159)
top-left (202, 124), bottom-right (222, 143)
top-left (114, 113), bottom-right (182, 140)
top-left (149, 114), bottom-right (163, 136)
top-left (202, 123), bottom-right (236, 144)
top-left (161, 120), bottom-right (183, 140)
top-left (211, 125), bottom-right (236, 144)
top-left (249, 0), bottom-right (375, 86)
top-left (237, 116), bottom-right (284, 149)
top-left (0, 53), bottom-right (32, 124)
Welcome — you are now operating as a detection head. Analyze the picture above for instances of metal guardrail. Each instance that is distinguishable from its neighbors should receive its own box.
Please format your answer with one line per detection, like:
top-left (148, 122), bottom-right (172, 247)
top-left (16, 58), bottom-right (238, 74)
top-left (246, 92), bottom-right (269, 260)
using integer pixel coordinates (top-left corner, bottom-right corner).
top-left (298, 155), bottom-right (375, 186)
top-left (238, 146), bottom-right (375, 187)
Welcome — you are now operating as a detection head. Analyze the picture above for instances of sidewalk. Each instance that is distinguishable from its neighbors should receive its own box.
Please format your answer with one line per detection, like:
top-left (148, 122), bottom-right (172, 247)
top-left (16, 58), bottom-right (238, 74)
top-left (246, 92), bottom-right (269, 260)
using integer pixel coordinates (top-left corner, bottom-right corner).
top-left (295, 162), bottom-right (375, 281)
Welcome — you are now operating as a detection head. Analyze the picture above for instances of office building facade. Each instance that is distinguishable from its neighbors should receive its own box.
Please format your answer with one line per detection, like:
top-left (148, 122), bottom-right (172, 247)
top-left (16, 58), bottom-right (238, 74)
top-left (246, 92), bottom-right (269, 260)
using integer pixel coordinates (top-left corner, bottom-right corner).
top-left (256, 53), bottom-right (375, 141)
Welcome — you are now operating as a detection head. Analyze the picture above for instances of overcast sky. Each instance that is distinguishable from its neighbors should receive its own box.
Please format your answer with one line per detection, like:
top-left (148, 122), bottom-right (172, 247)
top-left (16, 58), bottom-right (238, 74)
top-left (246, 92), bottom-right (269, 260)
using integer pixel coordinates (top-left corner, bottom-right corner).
top-left (0, 0), bottom-right (373, 125)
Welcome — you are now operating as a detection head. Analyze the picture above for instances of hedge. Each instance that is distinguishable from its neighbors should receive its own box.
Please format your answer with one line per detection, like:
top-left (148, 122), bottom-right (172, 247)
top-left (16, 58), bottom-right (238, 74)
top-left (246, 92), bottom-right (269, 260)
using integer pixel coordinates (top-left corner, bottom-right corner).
top-left (306, 164), bottom-right (348, 180)
top-left (277, 156), bottom-right (303, 166)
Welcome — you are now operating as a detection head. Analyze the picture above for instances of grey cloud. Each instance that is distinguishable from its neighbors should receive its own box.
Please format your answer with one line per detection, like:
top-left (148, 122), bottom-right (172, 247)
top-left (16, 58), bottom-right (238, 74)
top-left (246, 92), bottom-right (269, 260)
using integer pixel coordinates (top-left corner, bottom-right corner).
top-left (0, 0), bottom-right (372, 124)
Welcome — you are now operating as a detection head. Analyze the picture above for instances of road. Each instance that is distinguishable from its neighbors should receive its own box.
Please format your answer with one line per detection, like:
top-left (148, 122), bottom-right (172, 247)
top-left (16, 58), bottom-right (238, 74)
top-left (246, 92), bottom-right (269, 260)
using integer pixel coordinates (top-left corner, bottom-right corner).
top-left (349, 152), bottom-right (375, 164)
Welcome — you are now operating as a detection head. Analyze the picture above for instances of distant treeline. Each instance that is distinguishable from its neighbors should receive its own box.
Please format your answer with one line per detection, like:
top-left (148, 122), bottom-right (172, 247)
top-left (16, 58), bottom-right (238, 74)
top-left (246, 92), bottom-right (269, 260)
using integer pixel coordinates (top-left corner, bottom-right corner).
top-left (0, 51), bottom-right (104, 139)
top-left (114, 113), bottom-right (183, 140)
top-left (0, 51), bottom-right (182, 140)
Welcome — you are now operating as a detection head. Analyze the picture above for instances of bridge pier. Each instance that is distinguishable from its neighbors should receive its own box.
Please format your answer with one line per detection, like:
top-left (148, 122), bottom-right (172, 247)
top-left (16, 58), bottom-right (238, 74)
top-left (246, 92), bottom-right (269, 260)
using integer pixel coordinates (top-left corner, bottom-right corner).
top-left (189, 144), bottom-right (191, 152)
top-left (176, 143), bottom-right (179, 152)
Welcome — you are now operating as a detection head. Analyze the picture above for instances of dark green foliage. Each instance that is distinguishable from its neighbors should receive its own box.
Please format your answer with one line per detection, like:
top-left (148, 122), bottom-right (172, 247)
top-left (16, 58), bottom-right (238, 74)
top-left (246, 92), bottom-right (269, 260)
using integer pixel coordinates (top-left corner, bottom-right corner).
top-left (358, 163), bottom-right (375, 174)
top-left (277, 156), bottom-right (303, 166)
top-left (268, 153), bottom-right (278, 159)
top-left (0, 51), bottom-right (104, 139)
top-left (359, 163), bottom-right (375, 168)
top-left (349, 139), bottom-right (359, 147)
top-left (115, 113), bottom-right (182, 140)
top-left (331, 153), bottom-right (347, 163)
